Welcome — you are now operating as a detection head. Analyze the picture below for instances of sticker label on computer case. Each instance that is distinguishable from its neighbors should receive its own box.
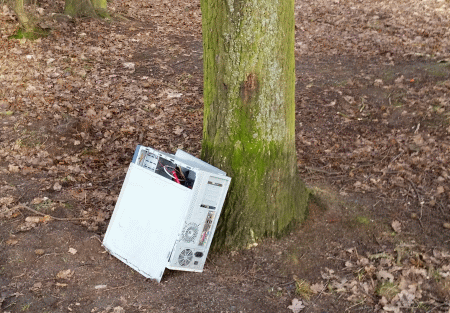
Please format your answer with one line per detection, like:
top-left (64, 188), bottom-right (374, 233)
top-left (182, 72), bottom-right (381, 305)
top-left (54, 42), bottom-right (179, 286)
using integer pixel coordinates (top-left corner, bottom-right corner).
top-left (137, 149), bottom-right (159, 171)
top-left (198, 211), bottom-right (215, 246)
top-left (200, 176), bottom-right (227, 210)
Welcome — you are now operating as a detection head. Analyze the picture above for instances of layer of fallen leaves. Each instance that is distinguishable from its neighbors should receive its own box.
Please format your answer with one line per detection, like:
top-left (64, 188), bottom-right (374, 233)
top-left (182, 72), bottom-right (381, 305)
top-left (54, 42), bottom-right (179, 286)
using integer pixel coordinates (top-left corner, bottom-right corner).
top-left (0, 0), bottom-right (449, 312)
top-left (295, 0), bottom-right (450, 58)
top-left (316, 245), bottom-right (450, 312)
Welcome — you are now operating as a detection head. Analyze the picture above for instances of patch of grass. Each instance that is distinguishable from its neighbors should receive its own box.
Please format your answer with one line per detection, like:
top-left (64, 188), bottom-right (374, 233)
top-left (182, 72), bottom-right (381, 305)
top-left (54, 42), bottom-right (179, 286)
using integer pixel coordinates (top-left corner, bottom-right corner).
top-left (367, 20), bottom-right (383, 30)
top-left (9, 27), bottom-right (49, 40)
top-left (387, 91), bottom-right (406, 107)
top-left (430, 268), bottom-right (442, 282)
top-left (344, 214), bottom-right (372, 229)
top-left (382, 69), bottom-right (396, 82)
top-left (333, 79), bottom-right (348, 87)
top-left (355, 216), bottom-right (370, 225)
top-left (289, 253), bottom-right (300, 265)
top-left (432, 105), bottom-right (445, 114)
top-left (369, 252), bottom-right (393, 260)
top-left (35, 199), bottom-right (53, 211)
top-left (295, 279), bottom-right (314, 300)
top-left (308, 192), bottom-right (328, 211)
top-left (355, 268), bottom-right (367, 281)
top-left (425, 63), bottom-right (449, 77)
top-left (21, 303), bottom-right (31, 311)
top-left (15, 129), bottom-right (44, 148)
top-left (376, 281), bottom-right (400, 300)
top-left (63, 202), bottom-right (74, 210)
top-left (412, 302), bottom-right (431, 311)
top-left (81, 148), bottom-right (98, 155)
top-left (0, 111), bottom-right (14, 116)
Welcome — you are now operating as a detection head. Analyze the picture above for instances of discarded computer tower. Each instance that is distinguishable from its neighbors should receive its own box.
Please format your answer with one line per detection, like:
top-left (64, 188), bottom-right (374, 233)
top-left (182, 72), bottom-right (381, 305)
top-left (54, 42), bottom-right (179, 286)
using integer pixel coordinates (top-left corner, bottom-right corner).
top-left (103, 145), bottom-right (231, 282)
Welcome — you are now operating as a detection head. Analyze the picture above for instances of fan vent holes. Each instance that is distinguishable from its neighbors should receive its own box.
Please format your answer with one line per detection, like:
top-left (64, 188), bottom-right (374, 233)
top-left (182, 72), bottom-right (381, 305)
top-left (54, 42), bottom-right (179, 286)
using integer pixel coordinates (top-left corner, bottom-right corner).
top-left (178, 249), bottom-right (193, 266)
top-left (182, 223), bottom-right (198, 242)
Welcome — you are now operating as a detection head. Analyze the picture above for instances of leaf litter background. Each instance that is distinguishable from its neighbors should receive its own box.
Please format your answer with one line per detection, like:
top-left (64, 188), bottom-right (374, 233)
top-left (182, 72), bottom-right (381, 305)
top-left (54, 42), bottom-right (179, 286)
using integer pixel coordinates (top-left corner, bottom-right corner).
top-left (0, 0), bottom-right (449, 312)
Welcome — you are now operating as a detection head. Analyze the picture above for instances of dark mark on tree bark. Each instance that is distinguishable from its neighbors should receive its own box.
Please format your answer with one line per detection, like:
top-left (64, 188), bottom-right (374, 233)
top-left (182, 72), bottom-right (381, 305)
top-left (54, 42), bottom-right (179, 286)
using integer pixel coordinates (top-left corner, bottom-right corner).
top-left (240, 73), bottom-right (258, 105)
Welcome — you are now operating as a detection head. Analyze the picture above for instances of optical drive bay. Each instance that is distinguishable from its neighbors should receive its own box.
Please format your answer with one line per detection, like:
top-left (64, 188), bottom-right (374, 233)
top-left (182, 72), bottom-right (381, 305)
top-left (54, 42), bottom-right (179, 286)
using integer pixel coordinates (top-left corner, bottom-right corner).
top-left (102, 146), bottom-right (231, 282)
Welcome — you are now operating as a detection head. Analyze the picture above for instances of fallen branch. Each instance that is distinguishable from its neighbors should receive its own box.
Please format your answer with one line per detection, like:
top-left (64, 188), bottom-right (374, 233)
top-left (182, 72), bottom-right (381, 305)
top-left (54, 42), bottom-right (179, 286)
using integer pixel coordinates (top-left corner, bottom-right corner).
top-left (18, 204), bottom-right (90, 222)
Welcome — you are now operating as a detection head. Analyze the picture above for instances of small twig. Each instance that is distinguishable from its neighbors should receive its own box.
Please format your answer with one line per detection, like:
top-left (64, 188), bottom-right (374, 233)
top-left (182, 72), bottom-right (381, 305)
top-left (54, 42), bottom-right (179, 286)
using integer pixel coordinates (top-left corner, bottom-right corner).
top-left (345, 300), bottom-right (365, 312)
top-left (206, 256), bottom-right (216, 266)
top-left (253, 276), bottom-right (272, 285)
top-left (305, 166), bottom-right (341, 175)
top-left (18, 204), bottom-right (90, 221)
top-left (389, 151), bottom-right (404, 164)
top-left (438, 201), bottom-right (446, 216)
top-left (406, 179), bottom-right (424, 230)
top-left (101, 283), bottom-right (134, 292)
top-left (90, 235), bottom-right (103, 244)
top-left (2, 301), bottom-right (17, 310)
top-left (12, 271), bottom-right (26, 279)
top-left (277, 280), bottom-right (296, 287)
top-left (174, 59), bottom-right (189, 66)
top-left (38, 252), bottom-right (64, 259)
top-left (15, 190), bottom-right (28, 203)
top-left (414, 123), bottom-right (421, 134)
top-left (426, 302), bottom-right (449, 313)
top-left (313, 279), bottom-right (329, 301)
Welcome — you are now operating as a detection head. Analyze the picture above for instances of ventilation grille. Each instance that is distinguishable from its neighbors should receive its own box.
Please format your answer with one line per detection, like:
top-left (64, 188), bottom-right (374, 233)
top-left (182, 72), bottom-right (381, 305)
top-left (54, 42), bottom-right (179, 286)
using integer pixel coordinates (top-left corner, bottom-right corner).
top-left (178, 249), bottom-right (193, 266)
top-left (182, 223), bottom-right (199, 243)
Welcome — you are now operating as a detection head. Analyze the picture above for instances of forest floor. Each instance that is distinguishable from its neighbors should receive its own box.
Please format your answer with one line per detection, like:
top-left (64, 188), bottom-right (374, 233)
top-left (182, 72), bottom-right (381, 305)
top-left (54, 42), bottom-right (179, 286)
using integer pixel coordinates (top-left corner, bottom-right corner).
top-left (1, 0), bottom-right (450, 312)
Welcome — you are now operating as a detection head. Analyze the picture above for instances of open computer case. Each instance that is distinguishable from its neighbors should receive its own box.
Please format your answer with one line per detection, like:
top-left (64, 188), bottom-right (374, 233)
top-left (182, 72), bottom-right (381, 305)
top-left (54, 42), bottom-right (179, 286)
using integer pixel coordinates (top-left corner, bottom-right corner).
top-left (102, 145), bottom-right (231, 282)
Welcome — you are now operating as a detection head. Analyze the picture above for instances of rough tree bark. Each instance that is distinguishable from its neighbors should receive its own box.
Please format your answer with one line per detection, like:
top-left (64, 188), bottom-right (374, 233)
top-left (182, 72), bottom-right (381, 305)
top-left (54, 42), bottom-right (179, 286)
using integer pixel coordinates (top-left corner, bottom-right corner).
top-left (64, 0), bottom-right (98, 17)
top-left (14, 0), bottom-right (33, 32)
top-left (201, 0), bottom-right (309, 249)
top-left (91, 0), bottom-right (107, 10)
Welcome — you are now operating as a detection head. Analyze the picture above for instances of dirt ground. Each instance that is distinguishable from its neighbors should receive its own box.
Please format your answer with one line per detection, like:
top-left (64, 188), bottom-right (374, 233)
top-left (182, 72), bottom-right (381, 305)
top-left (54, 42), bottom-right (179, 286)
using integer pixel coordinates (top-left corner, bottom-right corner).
top-left (1, 0), bottom-right (450, 312)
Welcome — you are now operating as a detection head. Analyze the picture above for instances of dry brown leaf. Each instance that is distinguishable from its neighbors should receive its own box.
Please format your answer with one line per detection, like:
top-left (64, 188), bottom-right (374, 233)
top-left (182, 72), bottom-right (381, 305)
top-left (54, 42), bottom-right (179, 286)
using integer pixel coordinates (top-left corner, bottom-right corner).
top-left (391, 220), bottom-right (402, 233)
top-left (53, 182), bottom-right (62, 191)
top-left (56, 269), bottom-right (73, 280)
top-left (376, 270), bottom-right (394, 282)
top-left (25, 216), bottom-right (43, 223)
top-left (0, 197), bottom-right (14, 206)
top-left (310, 282), bottom-right (324, 294)
top-left (288, 298), bottom-right (305, 313)
top-left (174, 126), bottom-right (184, 135)
top-left (68, 248), bottom-right (78, 255)
top-left (6, 239), bottom-right (18, 245)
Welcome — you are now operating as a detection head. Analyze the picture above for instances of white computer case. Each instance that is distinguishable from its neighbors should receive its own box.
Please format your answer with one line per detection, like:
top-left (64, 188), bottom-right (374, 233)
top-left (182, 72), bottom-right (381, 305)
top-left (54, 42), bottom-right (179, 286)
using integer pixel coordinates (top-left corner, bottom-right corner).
top-left (102, 145), bottom-right (231, 282)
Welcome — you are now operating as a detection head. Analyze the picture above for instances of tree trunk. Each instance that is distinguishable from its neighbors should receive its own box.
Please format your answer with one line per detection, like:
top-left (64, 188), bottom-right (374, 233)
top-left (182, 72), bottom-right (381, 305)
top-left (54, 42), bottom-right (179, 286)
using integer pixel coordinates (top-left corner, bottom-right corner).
top-left (91, 0), bottom-right (107, 10)
top-left (201, 0), bottom-right (309, 249)
top-left (14, 0), bottom-right (33, 32)
top-left (91, 0), bottom-right (109, 17)
top-left (64, 0), bottom-right (97, 17)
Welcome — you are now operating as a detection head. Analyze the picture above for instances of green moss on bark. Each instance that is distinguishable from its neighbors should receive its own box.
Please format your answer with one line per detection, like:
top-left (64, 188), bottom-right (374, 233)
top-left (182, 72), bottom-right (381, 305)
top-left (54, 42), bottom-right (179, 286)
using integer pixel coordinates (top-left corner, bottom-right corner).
top-left (201, 0), bottom-right (309, 249)
top-left (64, 0), bottom-right (97, 17)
